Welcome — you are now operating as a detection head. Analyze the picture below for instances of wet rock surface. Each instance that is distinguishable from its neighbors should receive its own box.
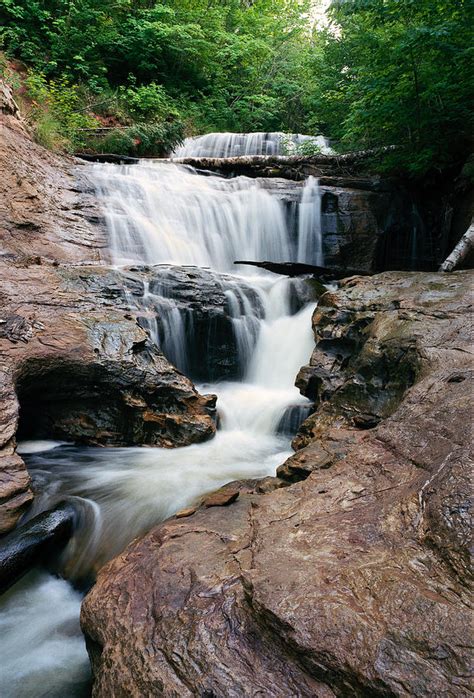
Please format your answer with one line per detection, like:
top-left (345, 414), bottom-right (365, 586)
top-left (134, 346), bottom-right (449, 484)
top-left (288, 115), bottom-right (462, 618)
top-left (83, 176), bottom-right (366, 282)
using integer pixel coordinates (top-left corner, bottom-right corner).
top-left (0, 500), bottom-right (76, 594)
top-left (258, 178), bottom-right (400, 272)
top-left (124, 264), bottom-right (266, 381)
top-left (0, 95), bottom-right (106, 264)
top-left (82, 270), bottom-right (473, 697)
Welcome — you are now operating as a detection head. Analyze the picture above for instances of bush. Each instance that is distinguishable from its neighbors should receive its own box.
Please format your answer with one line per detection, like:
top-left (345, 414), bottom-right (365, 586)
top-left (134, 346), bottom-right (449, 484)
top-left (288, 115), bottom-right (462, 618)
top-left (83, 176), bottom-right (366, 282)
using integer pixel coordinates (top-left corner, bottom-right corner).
top-left (89, 122), bottom-right (184, 157)
top-left (280, 134), bottom-right (322, 156)
top-left (24, 71), bottom-right (98, 151)
top-left (92, 129), bottom-right (135, 154)
top-left (121, 82), bottom-right (181, 123)
top-left (33, 112), bottom-right (69, 150)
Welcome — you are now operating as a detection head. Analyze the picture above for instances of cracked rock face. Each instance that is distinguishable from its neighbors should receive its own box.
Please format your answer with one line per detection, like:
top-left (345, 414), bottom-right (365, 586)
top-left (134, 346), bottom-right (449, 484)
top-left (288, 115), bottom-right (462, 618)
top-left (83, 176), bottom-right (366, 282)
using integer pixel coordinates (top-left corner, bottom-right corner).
top-left (81, 270), bottom-right (473, 697)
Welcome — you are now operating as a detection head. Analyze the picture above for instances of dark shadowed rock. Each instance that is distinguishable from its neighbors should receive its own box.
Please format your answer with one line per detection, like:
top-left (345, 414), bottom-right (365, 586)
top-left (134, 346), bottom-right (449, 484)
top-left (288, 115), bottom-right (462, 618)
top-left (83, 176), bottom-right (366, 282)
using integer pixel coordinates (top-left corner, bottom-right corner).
top-left (127, 264), bottom-right (266, 381)
top-left (0, 501), bottom-right (76, 594)
top-left (0, 262), bottom-right (217, 526)
top-left (81, 270), bottom-right (473, 697)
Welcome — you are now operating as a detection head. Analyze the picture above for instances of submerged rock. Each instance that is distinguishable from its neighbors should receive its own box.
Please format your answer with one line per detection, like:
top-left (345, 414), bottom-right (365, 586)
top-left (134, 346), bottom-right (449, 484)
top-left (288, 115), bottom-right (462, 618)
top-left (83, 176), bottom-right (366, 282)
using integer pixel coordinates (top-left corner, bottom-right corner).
top-left (82, 270), bottom-right (473, 697)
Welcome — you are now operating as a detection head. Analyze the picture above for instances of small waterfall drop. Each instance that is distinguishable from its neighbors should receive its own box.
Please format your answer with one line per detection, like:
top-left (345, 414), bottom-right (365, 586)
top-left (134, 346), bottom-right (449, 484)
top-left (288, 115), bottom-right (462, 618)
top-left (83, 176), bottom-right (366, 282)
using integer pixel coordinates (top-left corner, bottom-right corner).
top-left (297, 176), bottom-right (323, 266)
top-left (172, 131), bottom-right (333, 158)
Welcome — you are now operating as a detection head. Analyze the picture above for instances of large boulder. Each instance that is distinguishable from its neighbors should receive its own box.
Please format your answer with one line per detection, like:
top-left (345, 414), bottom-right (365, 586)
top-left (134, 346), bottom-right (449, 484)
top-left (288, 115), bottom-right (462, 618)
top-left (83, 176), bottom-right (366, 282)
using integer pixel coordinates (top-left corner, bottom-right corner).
top-left (0, 500), bottom-right (76, 594)
top-left (81, 270), bottom-right (473, 697)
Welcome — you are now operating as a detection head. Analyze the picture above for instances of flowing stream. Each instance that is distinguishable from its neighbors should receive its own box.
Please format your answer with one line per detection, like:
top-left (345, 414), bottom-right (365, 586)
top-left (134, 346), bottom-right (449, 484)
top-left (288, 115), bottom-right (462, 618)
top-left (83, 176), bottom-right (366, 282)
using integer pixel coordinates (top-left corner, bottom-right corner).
top-left (0, 146), bottom-right (323, 697)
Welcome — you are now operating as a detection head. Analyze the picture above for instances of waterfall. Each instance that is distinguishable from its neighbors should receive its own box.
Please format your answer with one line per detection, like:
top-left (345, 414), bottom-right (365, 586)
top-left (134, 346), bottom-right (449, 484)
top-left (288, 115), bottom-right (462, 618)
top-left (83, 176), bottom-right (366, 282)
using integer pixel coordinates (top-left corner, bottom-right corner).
top-left (94, 162), bottom-right (291, 269)
top-left (297, 176), bottom-right (323, 265)
top-left (5, 134), bottom-right (324, 698)
top-left (94, 161), bottom-right (324, 270)
top-left (14, 158), bottom-right (322, 573)
top-left (172, 131), bottom-right (333, 158)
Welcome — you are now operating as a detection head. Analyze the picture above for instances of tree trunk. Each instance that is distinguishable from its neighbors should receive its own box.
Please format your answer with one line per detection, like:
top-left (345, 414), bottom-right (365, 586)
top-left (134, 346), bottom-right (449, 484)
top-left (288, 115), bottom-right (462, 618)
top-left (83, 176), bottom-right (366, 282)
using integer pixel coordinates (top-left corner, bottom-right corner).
top-left (166, 147), bottom-right (399, 181)
top-left (439, 218), bottom-right (474, 272)
top-left (234, 260), bottom-right (371, 279)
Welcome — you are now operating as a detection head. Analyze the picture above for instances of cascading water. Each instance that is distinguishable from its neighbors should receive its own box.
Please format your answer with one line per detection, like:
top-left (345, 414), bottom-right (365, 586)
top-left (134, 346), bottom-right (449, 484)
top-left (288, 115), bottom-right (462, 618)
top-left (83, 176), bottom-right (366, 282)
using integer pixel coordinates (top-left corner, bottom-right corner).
top-left (172, 131), bottom-right (333, 158)
top-left (298, 175), bottom-right (323, 266)
top-left (2, 141), bottom-right (323, 698)
top-left (94, 162), bottom-right (292, 269)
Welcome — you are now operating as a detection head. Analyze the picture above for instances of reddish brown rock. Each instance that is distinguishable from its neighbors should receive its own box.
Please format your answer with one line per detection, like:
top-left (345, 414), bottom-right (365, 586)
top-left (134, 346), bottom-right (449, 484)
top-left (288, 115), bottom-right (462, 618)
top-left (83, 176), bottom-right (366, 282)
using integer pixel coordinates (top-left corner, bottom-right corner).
top-left (204, 487), bottom-right (240, 507)
top-left (174, 507), bottom-right (197, 519)
top-left (82, 270), bottom-right (473, 697)
top-left (0, 83), bottom-right (106, 264)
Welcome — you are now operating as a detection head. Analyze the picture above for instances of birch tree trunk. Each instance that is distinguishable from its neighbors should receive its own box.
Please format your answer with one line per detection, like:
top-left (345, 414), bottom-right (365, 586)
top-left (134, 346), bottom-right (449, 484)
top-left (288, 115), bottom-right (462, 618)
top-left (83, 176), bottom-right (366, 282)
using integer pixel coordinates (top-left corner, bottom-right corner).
top-left (439, 218), bottom-right (474, 272)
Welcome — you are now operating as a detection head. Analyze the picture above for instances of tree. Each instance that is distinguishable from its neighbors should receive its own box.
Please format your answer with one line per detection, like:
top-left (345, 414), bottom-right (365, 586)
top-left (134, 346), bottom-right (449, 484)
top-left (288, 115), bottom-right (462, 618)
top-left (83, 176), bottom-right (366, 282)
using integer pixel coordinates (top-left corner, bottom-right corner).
top-left (307, 0), bottom-right (474, 174)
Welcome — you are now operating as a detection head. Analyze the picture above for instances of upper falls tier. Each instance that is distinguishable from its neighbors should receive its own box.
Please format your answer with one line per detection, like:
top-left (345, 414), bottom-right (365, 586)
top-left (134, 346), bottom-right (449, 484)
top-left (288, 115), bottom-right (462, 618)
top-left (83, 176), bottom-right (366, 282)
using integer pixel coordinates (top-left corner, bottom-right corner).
top-left (172, 132), bottom-right (333, 158)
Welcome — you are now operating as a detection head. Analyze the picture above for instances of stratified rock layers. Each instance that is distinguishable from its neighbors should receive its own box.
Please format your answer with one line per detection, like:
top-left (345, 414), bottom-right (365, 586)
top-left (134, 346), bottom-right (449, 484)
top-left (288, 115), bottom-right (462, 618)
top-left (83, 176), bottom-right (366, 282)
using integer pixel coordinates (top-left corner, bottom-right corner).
top-left (82, 271), bottom-right (473, 697)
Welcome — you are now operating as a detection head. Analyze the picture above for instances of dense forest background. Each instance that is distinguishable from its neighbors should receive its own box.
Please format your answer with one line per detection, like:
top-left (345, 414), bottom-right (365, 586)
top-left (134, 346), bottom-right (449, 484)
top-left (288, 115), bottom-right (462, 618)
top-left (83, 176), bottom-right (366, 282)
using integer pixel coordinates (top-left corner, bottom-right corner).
top-left (1, 0), bottom-right (472, 174)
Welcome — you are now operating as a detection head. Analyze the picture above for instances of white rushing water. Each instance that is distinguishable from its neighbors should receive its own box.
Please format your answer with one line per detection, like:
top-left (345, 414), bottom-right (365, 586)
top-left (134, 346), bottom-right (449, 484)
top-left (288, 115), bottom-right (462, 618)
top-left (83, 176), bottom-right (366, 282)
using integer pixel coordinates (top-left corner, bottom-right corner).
top-left (0, 572), bottom-right (90, 697)
top-left (93, 161), bottom-right (323, 270)
top-left (3, 139), bottom-right (324, 697)
top-left (172, 131), bottom-right (333, 157)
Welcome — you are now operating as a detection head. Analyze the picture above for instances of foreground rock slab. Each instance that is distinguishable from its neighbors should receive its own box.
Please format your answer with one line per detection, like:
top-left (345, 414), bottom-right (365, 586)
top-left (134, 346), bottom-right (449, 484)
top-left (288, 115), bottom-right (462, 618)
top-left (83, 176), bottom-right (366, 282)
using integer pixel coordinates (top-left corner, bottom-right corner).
top-left (82, 271), bottom-right (473, 697)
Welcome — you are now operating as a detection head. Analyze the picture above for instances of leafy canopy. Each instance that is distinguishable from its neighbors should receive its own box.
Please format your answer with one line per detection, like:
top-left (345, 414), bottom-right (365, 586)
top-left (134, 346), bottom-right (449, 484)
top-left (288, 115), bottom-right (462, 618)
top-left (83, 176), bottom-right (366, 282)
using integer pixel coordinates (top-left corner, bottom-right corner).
top-left (1, 0), bottom-right (472, 173)
top-left (306, 0), bottom-right (473, 173)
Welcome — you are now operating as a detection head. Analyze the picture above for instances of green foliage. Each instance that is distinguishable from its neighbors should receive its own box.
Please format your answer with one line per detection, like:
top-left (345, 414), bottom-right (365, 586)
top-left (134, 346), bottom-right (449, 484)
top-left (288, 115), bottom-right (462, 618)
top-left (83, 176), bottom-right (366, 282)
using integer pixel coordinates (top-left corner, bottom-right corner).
top-left (120, 82), bottom-right (181, 123)
top-left (89, 123), bottom-right (184, 157)
top-left (1, 0), bottom-right (471, 172)
top-left (23, 71), bottom-right (98, 150)
top-left (33, 111), bottom-right (69, 151)
top-left (1, 0), bottom-right (314, 136)
top-left (307, 0), bottom-right (474, 174)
